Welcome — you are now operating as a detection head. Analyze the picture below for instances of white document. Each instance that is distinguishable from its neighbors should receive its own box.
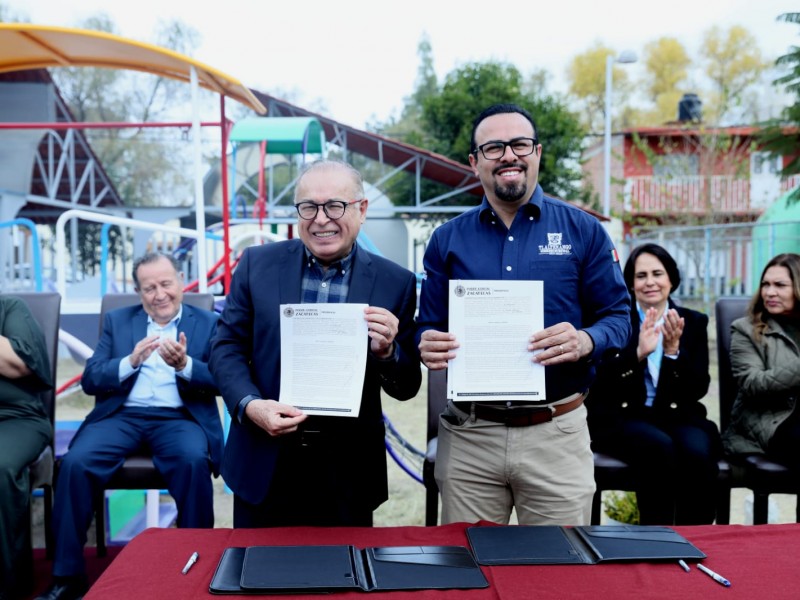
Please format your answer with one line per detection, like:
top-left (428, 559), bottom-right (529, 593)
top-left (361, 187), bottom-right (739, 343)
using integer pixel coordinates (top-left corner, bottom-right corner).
top-left (447, 280), bottom-right (546, 402)
top-left (279, 303), bottom-right (368, 417)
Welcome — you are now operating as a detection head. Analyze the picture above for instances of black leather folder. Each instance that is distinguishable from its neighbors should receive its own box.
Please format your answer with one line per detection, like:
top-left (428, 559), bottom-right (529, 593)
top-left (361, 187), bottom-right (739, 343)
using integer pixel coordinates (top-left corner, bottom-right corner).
top-left (209, 548), bottom-right (248, 595)
top-left (467, 525), bottom-right (707, 566)
top-left (209, 544), bottom-right (488, 594)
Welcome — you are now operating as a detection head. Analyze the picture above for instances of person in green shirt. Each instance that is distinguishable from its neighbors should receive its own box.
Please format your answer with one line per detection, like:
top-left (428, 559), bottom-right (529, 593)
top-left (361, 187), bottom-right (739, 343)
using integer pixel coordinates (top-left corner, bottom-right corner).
top-left (0, 296), bottom-right (53, 599)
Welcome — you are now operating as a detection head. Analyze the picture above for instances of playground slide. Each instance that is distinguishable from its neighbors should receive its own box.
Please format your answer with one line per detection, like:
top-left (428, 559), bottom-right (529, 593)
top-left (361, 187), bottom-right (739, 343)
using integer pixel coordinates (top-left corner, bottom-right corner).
top-left (59, 328), bottom-right (94, 366)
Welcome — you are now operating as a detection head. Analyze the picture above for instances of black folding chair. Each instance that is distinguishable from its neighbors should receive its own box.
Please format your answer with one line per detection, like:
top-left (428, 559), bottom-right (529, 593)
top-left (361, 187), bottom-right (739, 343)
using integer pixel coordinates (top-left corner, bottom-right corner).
top-left (715, 297), bottom-right (799, 524)
top-left (2, 293), bottom-right (62, 567)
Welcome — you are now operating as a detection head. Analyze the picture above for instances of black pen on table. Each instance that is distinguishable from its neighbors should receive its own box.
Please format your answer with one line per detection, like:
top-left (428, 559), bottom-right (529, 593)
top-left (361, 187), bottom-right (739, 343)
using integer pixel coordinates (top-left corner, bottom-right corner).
top-left (697, 563), bottom-right (731, 587)
top-left (182, 551), bottom-right (199, 575)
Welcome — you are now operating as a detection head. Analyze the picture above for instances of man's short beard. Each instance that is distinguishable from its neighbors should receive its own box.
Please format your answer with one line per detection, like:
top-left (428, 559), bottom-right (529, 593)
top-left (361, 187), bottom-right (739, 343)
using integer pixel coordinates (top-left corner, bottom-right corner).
top-left (494, 180), bottom-right (528, 203)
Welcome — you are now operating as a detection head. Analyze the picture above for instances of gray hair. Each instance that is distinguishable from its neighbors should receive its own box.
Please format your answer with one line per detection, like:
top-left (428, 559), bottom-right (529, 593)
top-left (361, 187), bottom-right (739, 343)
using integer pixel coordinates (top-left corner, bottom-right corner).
top-left (294, 160), bottom-right (365, 201)
top-left (132, 252), bottom-right (182, 288)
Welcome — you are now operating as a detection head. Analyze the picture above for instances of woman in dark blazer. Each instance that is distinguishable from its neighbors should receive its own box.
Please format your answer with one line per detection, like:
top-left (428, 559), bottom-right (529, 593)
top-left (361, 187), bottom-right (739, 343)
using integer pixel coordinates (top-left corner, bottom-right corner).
top-left (588, 243), bottom-right (721, 525)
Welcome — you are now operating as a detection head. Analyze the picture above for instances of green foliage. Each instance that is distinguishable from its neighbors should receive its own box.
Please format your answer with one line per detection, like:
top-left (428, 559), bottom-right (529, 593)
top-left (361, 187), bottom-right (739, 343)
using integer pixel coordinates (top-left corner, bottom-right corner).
top-left (603, 491), bottom-right (640, 524)
top-left (421, 61), bottom-right (525, 159)
top-left (407, 33), bottom-right (438, 119)
top-left (419, 61), bottom-right (590, 203)
top-left (378, 34), bottom-right (437, 145)
top-left (369, 35), bottom-right (466, 207)
top-left (373, 53), bottom-right (589, 206)
top-left (759, 13), bottom-right (800, 203)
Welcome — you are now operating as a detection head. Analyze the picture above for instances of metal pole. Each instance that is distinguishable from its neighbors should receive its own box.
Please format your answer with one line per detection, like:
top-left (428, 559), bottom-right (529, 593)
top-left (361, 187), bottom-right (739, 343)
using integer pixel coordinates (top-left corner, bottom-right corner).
top-left (704, 227), bottom-right (712, 313)
top-left (219, 96), bottom-right (232, 294)
top-left (190, 67), bottom-right (208, 293)
top-left (55, 209), bottom-right (205, 301)
top-left (603, 54), bottom-right (613, 219)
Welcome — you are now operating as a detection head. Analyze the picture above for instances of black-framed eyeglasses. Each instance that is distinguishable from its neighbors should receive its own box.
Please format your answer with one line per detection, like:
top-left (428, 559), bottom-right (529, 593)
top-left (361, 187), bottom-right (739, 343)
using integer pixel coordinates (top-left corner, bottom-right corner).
top-left (294, 199), bottom-right (364, 220)
top-left (474, 137), bottom-right (539, 160)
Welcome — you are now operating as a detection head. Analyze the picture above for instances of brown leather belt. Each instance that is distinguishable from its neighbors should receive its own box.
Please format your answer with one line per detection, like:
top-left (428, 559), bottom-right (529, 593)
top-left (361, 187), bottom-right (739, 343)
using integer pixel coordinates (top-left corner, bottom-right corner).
top-left (471, 394), bottom-right (585, 427)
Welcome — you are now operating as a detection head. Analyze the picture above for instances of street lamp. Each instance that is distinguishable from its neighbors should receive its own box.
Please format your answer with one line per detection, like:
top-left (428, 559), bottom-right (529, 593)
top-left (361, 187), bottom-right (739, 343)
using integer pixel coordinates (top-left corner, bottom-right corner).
top-left (603, 50), bottom-right (637, 218)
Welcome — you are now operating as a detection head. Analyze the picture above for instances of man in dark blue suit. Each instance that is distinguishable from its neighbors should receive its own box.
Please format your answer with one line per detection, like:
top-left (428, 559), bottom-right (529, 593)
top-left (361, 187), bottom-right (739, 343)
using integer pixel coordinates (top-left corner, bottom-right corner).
top-left (37, 252), bottom-right (222, 600)
top-left (210, 160), bottom-right (421, 528)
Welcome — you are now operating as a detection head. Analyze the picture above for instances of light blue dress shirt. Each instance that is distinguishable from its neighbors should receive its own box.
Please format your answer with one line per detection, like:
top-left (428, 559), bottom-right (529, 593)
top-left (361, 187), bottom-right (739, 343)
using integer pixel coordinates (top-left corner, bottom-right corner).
top-left (120, 306), bottom-right (193, 408)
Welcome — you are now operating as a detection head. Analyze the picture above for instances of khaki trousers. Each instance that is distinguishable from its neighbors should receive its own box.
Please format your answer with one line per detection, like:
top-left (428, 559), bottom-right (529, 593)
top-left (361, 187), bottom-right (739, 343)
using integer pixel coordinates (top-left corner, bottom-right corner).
top-left (434, 400), bottom-right (595, 525)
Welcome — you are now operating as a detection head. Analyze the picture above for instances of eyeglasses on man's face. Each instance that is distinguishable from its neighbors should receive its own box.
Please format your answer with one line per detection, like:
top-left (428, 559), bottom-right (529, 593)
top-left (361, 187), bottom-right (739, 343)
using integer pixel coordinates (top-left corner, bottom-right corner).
top-left (474, 137), bottom-right (539, 160)
top-left (294, 199), bottom-right (364, 221)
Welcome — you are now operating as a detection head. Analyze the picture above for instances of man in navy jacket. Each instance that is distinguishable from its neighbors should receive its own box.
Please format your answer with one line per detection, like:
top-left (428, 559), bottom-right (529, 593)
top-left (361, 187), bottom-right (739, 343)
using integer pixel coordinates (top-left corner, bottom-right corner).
top-left (416, 104), bottom-right (630, 526)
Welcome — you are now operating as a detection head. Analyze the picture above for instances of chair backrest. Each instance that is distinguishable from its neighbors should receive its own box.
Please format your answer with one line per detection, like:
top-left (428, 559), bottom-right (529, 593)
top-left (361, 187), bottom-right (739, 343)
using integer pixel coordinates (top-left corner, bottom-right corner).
top-left (98, 292), bottom-right (215, 334)
top-left (1, 292), bottom-right (62, 428)
top-left (715, 297), bottom-right (750, 433)
top-left (427, 368), bottom-right (449, 444)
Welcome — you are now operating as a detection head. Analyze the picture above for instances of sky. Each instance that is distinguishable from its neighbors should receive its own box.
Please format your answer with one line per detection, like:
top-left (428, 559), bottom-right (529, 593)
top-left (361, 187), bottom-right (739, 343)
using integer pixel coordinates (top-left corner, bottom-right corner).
top-left (11, 0), bottom-right (800, 128)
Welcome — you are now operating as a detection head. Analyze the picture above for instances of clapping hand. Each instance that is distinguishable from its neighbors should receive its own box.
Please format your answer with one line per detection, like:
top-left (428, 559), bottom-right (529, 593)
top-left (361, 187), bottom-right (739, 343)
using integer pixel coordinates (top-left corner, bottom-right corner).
top-left (637, 307), bottom-right (660, 361)
top-left (661, 308), bottom-right (684, 355)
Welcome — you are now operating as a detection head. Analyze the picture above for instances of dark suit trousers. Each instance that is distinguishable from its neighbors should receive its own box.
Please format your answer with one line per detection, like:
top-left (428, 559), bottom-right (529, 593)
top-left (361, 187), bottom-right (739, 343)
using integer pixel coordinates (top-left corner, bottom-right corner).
top-left (52, 408), bottom-right (213, 576)
top-left (232, 432), bottom-right (373, 528)
top-left (769, 410), bottom-right (800, 470)
top-left (592, 412), bottom-right (721, 525)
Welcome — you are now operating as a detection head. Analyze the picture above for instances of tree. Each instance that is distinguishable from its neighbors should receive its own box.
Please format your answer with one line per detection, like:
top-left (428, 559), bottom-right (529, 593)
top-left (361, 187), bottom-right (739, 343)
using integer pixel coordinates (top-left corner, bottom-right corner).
top-left (49, 13), bottom-right (204, 207)
top-left (369, 56), bottom-right (590, 209)
top-left (566, 25), bottom-right (772, 128)
top-left (360, 34), bottom-right (444, 206)
top-left (700, 25), bottom-right (770, 123)
top-left (567, 43), bottom-right (635, 133)
top-left (759, 12), bottom-right (800, 201)
top-left (628, 127), bottom-right (753, 226)
top-left (399, 32), bottom-right (438, 136)
top-left (421, 61), bottom-right (589, 203)
top-left (421, 61), bottom-right (524, 160)
top-left (368, 34), bottom-right (438, 172)
top-left (640, 37), bottom-right (691, 125)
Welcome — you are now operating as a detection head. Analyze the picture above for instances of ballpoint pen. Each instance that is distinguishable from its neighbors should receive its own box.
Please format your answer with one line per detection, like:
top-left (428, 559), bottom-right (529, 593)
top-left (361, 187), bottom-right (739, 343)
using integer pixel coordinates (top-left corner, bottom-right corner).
top-left (697, 563), bottom-right (731, 587)
top-left (677, 559), bottom-right (690, 572)
top-left (182, 551), bottom-right (199, 575)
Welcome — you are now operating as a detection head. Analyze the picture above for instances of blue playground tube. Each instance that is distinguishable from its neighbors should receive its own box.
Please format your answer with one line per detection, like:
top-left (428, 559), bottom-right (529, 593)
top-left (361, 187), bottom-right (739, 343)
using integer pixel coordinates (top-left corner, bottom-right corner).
top-left (0, 218), bottom-right (43, 291)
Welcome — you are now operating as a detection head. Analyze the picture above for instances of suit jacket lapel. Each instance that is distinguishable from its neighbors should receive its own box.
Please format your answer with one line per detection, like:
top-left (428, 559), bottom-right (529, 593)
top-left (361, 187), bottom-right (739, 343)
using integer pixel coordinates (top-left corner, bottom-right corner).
top-left (348, 245), bottom-right (376, 304)
top-left (178, 305), bottom-right (197, 351)
top-left (279, 241), bottom-right (306, 304)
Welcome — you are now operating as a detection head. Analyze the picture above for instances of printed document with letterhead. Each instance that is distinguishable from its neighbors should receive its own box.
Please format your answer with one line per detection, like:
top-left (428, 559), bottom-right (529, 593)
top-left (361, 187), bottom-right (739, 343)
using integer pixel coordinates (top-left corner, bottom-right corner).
top-left (447, 280), bottom-right (545, 402)
top-left (279, 303), bottom-right (368, 417)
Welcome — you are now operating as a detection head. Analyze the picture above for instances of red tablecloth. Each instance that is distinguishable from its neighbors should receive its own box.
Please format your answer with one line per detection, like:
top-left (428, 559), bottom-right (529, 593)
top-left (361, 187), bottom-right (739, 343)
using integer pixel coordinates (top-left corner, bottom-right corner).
top-left (85, 522), bottom-right (800, 599)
